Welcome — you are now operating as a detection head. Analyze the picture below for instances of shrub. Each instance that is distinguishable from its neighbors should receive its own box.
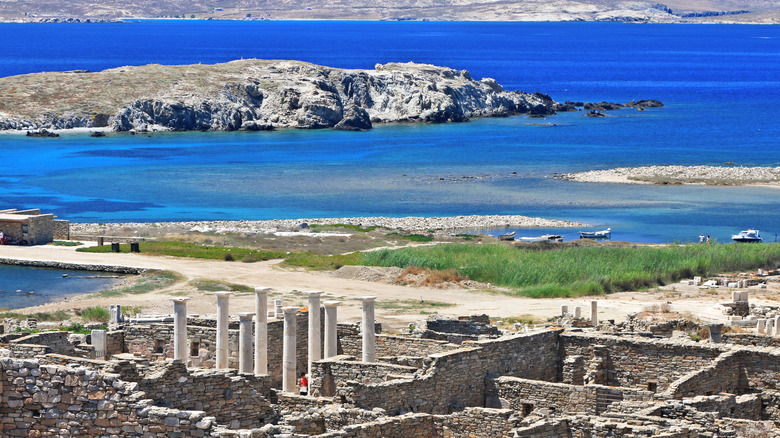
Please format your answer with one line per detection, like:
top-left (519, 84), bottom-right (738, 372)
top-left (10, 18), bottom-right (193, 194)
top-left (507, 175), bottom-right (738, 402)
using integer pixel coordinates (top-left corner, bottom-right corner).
top-left (79, 306), bottom-right (110, 323)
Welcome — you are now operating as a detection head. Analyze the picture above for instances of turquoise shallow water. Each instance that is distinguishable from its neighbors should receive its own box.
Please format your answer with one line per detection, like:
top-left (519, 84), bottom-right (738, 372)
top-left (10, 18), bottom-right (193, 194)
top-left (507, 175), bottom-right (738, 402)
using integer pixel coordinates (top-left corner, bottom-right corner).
top-left (0, 265), bottom-right (123, 309)
top-left (0, 21), bottom-right (779, 243)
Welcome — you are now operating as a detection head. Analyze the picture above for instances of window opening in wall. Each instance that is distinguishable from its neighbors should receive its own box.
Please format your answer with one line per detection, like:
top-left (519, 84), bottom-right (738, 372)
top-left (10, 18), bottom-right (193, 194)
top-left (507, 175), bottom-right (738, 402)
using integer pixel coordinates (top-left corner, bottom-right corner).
top-left (190, 341), bottom-right (199, 357)
top-left (522, 403), bottom-right (534, 416)
top-left (154, 339), bottom-right (164, 354)
top-left (647, 380), bottom-right (658, 392)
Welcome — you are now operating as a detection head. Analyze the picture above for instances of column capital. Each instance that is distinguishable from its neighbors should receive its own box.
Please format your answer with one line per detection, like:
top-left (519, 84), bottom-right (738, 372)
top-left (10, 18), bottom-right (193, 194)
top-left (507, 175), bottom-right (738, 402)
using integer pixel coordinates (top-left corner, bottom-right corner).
top-left (359, 296), bottom-right (377, 302)
top-left (238, 312), bottom-right (255, 320)
top-left (323, 301), bottom-right (340, 307)
top-left (306, 290), bottom-right (324, 297)
top-left (215, 292), bottom-right (233, 299)
top-left (171, 297), bottom-right (191, 303)
top-left (254, 287), bottom-right (272, 293)
top-left (282, 306), bottom-right (299, 314)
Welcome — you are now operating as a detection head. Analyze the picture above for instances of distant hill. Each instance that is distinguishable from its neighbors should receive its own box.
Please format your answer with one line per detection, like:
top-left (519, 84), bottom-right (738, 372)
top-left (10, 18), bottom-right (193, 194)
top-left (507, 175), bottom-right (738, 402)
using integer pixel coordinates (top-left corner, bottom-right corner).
top-left (0, 0), bottom-right (778, 23)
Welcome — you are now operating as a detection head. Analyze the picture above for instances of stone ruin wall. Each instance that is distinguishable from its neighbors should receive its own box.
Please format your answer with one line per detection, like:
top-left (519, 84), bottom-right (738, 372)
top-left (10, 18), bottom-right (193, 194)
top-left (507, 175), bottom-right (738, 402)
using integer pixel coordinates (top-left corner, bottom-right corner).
top-left (309, 358), bottom-right (419, 397)
top-left (560, 333), bottom-right (723, 391)
top-left (332, 329), bottom-right (561, 415)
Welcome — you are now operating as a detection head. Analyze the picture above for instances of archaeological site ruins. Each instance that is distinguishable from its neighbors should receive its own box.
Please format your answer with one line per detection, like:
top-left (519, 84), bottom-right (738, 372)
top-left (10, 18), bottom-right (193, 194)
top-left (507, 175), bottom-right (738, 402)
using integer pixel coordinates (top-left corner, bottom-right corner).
top-left (4, 283), bottom-right (780, 437)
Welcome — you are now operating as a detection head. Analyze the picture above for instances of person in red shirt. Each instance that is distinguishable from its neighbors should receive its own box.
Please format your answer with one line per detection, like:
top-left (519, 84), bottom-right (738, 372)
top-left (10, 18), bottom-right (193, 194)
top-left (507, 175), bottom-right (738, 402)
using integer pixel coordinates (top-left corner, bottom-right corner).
top-left (299, 372), bottom-right (308, 395)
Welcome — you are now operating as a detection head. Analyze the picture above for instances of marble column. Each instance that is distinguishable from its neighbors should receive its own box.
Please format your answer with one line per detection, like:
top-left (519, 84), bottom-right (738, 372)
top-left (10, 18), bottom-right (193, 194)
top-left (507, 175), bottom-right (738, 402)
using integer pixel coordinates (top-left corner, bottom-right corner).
top-left (275, 299), bottom-right (283, 318)
top-left (574, 306), bottom-right (582, 319)
top-left (91, 329), bottom-right (107, 360)
top-left (282, 307), bottom-right (298, 393)
top-left (590, 300), bottom-right (599, 326)
top-left (774, 316), bottom-right (780, 337)
top-left (172, 297), bottom-right (190, 362)
top-left (254, 287), bottom-right (271, 376)
top-left (238, 313), bottom-right (255, 374)
top-left (767, 319), bottom-right (775, 337)
top-left (757, 319), bottom-right (766, 335)
top-left (215, 292), bottom-right (232, 369)
top-left (708, 323), bottom-right (723, 343)
top-left (360, 296), bottom-right (377, 363)
top-left (307, 291), bottom-right (323, 384)
top-left (561, 305), bottom-right (568, 316)
top-left (324, 301), bottom-right (339, 359)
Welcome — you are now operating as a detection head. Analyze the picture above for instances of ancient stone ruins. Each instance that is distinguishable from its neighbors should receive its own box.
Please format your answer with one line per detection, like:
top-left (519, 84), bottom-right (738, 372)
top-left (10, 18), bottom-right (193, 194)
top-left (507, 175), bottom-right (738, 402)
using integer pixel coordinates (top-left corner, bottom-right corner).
top-left (4, 288), bottom-right (780, 437)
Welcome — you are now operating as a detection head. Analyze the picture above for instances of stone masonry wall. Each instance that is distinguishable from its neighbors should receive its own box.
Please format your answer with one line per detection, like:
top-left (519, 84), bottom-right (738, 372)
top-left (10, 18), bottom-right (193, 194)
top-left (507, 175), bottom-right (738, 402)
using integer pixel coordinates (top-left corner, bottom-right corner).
top-left (375, 335), bottom-right (459, 358)
top-left (310, 357), bottom-right (418, 397)
top-left (337, 329), bottom-right (561, 415)
top-left (10, 331), bottom-right (76, 356)
top-left (137, 360), bottom-right (275, 429)
top-left (560, 333), bottom-right (723, 391)
top-left (0, 357), bottom-right (226, 437)
top-left (665, 351), bottom-right (743, 398)
top-left (26, 214), bottom-right (55, 245)
top-left (52, 219), bottom-right (69, 240)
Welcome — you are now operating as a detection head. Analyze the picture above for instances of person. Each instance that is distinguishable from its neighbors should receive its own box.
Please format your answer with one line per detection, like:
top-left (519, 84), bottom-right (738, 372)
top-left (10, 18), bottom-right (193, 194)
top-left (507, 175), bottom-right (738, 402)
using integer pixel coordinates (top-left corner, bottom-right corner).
top-left (299, 372), bottom-right (308, 395)
top-left (706, 235), bottom-right (711, 244)
top-left (698, 234), bottom-right (705, 244)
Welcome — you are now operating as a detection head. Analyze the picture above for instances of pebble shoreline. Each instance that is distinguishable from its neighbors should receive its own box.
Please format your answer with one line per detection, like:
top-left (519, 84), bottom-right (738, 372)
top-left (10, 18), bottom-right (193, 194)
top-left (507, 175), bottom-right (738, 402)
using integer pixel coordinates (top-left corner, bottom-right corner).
top-left (557, 165), bottom-right (780, 186)
top-left (69, 214), bottom-right (585, 235)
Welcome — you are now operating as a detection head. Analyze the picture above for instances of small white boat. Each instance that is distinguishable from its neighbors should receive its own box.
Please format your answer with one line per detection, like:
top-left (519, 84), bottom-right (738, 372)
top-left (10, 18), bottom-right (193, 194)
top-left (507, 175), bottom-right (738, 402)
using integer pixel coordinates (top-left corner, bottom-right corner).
top-left (518, 234), bottom-right (564, 243)
top-left (498, 231), bottom-right (516, 241)
top-left (732, 229), bottom-right (762, 243)
top-left (579, 228), bottom-right (611, 239)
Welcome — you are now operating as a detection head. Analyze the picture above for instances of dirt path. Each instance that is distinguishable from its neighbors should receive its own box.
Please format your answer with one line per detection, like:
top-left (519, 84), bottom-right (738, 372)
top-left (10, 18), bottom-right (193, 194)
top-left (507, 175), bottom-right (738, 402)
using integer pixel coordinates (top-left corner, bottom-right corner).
top-left (0, 244), bottom-right (757, 330)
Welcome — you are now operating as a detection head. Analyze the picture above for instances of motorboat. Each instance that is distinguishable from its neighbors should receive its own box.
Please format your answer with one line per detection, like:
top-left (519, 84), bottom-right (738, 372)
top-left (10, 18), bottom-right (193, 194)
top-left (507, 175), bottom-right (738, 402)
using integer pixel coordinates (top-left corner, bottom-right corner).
top-left (579, 228), bottom-right (611, 239)
top-left (498, 231), bottom-right (516, 241)
top-left (518, 234), bottom-right (564, 243)
top-left (732, 229), bottom-right (762, 243)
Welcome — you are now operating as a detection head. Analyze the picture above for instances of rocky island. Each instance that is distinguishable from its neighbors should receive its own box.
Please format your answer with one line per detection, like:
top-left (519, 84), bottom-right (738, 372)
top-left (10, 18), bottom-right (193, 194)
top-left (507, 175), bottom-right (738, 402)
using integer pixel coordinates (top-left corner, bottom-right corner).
top-left (0, 59), bottom-right (565, 133)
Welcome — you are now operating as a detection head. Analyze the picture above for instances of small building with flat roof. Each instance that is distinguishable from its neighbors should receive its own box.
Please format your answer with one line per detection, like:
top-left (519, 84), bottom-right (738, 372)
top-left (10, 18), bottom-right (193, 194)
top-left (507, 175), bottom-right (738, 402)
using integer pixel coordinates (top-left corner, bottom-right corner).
top-left (0, 209), bottom-right (69, 245)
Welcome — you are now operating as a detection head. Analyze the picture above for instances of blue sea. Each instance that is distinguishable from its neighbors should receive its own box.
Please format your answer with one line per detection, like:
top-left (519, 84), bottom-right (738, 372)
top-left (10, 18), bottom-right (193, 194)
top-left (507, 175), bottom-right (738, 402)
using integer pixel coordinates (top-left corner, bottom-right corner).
top-left (0, 21), bottom-right (779, 243)
top-left (0, 265), bottom-right (123, 309)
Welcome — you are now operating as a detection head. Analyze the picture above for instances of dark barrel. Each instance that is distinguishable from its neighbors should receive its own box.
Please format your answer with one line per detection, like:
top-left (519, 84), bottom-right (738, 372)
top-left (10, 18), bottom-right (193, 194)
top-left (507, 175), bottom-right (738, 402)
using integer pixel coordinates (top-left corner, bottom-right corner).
top-left (130, 242), bottom-right (140, 253)
top-left (111, 242), bottom-right (120, 252)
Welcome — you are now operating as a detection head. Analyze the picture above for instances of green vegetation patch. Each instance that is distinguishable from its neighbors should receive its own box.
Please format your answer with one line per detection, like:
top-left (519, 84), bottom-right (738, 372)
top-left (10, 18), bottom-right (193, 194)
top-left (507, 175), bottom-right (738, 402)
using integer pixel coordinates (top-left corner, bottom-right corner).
top-left (188, 278), bottom-right (254, 292)
top-left (78, 306), bottom-right (110, 322)
top-left (93, 270), bottom-right (183, 297)
top-left (282, 252), bottom-right (362, 271)
top-left (385, 232), bottom-right (434, 242)
top-left (50, 241), bottom-right (83, 246)
top-left (0, 309), bottom-right (71, 322)
top-left (360, 243), bottom-right (780, 298)
top-left (77, 240), bottom-right (286, 262)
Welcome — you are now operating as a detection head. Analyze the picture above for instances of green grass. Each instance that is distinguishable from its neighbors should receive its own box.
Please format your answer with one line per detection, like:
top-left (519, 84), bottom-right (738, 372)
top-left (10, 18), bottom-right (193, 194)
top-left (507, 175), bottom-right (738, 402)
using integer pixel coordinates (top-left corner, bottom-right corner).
top-left (50, 241), bottom-right (83, 246)
top-left (282, 251), bottom-right (362, 270)
top-left (359, 243), bottom-right (780, 298)
top-left (77, 240), bottom-right (286, 262)
top-left (79, 306), bottom-right (109, 323)
top-left (63, 323), bottom-right (107, 335)
top-left (93, 270), bottom-right (183, 297)
top-left (0, 309), bottom-right (71, 321)
top-left (385, 232), bottom-right (434, 242)
top-left (375, 299), bottom-right (455, 314)
top-left (188, 278), bottom-right (254, 292)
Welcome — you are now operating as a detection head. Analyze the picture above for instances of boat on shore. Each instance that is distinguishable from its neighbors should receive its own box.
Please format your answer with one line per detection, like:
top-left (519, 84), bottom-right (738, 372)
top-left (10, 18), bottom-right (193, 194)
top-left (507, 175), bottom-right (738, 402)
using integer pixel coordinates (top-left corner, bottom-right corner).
top-left (580, 228), bottom-right (611, 239)
top-left (498, 231), bottom-right (516, 241)
top-left (518, 234), bottom-right (564, 243)
top-left (732, 229), bottom-right (762, 243)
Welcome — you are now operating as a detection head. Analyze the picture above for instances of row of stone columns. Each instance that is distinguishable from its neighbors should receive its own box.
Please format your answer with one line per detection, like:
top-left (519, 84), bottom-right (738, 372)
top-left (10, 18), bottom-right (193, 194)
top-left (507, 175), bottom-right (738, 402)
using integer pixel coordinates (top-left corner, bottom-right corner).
top-left (169, 289), bottom-right (378, 394)
top-left (559, 300), bottom-right (599, 326)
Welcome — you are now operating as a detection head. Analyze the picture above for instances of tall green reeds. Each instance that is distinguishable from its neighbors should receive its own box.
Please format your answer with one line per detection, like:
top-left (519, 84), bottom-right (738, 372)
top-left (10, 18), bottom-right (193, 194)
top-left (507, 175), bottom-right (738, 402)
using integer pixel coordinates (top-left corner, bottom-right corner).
top-left (361, 243), bottom-right (780, 298)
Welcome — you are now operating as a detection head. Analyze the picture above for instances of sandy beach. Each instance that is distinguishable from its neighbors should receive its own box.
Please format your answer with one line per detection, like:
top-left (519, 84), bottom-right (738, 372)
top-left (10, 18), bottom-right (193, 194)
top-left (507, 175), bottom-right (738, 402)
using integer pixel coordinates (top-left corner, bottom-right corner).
top-left (556, 165), bottom-right (780, 187)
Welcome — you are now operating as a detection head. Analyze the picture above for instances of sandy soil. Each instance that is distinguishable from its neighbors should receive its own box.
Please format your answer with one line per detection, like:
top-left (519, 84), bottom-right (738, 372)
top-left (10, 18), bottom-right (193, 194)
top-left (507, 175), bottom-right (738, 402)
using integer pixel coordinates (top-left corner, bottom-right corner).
top-left (557, 165), bottom-right (780, 187)
top-left (1, 243), bottom-right (776, 331)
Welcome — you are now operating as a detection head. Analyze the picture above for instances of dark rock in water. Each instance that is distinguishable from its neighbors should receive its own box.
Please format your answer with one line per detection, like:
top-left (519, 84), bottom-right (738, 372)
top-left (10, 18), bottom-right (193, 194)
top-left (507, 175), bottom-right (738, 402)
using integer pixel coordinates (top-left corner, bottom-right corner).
top-left (334, 105), bottom-right (372, 131)
top-left (26, 129), bottom-right (59, 137)
top-left (625, 99), bottom-right (664, 108)
top-left (90, 131), bottom-right (106, 137)
top-left (584, 101), bottom-right (623, 111)
top-left (555, 102), bottom-right (578, 112)
top-left (586, 110), bottom-right (608, 117)
top-left (240, 121), bottom-right (275, 131)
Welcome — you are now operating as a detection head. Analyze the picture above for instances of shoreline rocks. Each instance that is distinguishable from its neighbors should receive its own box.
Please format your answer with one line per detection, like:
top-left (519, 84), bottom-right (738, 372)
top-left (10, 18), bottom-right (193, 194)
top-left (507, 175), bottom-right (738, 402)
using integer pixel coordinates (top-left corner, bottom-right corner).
top-left (556, 165), bottom-right (780, 186)
top-left (69, 214), bottom-right (585, 236)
